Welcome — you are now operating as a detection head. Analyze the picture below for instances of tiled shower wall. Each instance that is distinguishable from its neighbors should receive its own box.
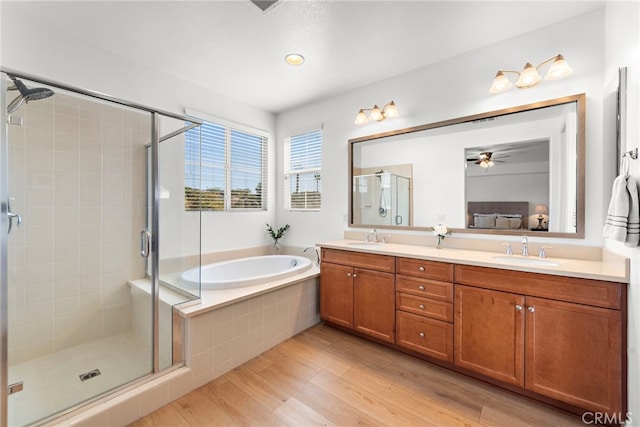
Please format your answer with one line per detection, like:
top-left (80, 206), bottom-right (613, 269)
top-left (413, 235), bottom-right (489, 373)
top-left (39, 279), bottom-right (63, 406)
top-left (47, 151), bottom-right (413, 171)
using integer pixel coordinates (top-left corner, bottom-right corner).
top-left (6, 91), bottom-right (149, 364)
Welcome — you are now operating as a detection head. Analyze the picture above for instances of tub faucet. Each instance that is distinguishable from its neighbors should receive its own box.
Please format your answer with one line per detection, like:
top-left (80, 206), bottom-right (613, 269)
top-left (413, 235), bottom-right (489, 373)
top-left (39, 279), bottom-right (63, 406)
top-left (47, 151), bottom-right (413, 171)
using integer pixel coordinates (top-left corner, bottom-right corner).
top-left (303, 246), bottom-right (320, 266)
top-left (521, 236), bottom-right (529, 256)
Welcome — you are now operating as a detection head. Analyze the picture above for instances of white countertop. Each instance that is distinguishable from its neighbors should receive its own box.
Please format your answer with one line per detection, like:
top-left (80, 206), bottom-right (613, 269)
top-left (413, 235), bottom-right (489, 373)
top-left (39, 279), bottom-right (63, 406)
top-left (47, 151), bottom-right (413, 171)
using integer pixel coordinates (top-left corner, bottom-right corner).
top-left (318, 239), bottom-right (629, 283)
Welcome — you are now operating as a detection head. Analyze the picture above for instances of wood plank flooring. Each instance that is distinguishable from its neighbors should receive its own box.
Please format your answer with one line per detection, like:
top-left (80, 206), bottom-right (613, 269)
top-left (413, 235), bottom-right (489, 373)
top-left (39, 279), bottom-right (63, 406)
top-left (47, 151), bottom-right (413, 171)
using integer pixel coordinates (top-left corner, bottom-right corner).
top-left (129, 324), bottom-right (583, 426)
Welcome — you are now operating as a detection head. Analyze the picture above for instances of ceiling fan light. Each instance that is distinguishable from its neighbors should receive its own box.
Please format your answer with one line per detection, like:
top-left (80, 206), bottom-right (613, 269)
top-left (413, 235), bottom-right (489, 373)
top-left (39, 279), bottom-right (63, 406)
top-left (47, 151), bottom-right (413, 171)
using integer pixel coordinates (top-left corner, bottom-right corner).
top-left (369, 105), bottom-right (384, 121)
top-left (515, 63), bottom-right (542, 88)
top-left (545, 55), bottom-right (573, 80)
top-left (489, 71), bottom-right (512, 93)
top-left (354, 109), bottom-right (368, 125)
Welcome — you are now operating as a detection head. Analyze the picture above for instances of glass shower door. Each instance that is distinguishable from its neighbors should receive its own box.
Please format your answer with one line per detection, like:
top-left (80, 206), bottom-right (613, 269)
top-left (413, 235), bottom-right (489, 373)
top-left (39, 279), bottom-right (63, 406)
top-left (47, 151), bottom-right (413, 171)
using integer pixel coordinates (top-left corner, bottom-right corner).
top-left (2, 74), bottom-right (154, 426)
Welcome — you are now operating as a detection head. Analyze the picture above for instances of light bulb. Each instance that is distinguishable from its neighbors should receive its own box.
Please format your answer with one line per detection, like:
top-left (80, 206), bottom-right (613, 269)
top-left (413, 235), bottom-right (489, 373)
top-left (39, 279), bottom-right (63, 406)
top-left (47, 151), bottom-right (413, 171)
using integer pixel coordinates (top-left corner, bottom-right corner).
top-left (489, 71), bottom-right (513, 93)
top-left (515, 63), bottom-right (542, 88)
top-left (383, 101), bottom-right (398, 118)
top-left (545, 55), bottom-right (573, 80)
top-left (354, 109), bottom-right (368, 125)
top-left (369, 105), bottom-right (384, 121)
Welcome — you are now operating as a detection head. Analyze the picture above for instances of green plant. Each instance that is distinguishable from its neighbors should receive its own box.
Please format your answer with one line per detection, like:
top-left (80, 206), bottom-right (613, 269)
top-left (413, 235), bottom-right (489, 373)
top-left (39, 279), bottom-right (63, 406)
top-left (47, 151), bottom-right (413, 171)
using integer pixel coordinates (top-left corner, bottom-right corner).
top-left (266, 223), bottom-right (290, 240)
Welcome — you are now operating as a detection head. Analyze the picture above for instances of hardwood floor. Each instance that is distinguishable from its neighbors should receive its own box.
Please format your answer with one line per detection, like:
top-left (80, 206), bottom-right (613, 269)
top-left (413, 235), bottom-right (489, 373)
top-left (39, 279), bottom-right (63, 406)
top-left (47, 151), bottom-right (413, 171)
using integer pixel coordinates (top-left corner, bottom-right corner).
top-left (129, 323), bottom-right (583, 426)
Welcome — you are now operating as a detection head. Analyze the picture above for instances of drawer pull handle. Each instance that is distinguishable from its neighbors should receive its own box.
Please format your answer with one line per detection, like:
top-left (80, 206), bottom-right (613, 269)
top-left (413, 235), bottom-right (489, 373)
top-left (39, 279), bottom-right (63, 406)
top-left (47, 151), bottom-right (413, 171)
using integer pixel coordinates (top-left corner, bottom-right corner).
top-left (515, 305), bottom-right (523, 311)
top-left (419, 332), bottom-right (425, 338)
top-left (418, 266), bottom-right (425, 271)
top-left (418, 285), bottom-right (425, 291)
top-left (418, 304), bottom-right (425, 310)
top-left (527, 306), bottom-right (535, 313)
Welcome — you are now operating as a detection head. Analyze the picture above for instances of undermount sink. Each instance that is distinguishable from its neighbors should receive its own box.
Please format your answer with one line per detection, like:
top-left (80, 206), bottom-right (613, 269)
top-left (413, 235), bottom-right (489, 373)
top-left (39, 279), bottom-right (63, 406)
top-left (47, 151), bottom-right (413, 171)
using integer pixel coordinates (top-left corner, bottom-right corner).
top-left (347, 242), bottom-right (386, 249)
top-left (492, 255), bottom-right (560, 267)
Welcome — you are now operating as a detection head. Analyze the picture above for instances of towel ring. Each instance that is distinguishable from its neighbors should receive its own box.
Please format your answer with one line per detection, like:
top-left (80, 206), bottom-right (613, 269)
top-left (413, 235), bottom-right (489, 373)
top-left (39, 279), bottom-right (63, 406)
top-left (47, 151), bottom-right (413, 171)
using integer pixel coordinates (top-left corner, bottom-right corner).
top-left (622, 147), bottom-right (638, 160)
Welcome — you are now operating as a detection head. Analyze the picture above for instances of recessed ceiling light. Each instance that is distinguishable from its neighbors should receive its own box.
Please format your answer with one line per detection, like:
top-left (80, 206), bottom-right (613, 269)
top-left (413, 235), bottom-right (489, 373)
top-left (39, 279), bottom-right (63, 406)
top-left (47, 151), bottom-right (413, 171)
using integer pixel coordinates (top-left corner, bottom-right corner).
top-left (285, 53), bottom-right (305, 66)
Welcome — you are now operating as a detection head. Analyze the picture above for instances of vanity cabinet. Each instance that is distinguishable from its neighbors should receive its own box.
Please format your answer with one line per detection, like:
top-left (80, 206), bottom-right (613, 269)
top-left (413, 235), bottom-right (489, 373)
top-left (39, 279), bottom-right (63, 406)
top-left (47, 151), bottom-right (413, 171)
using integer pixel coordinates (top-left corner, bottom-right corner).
top-left (320, 249), bottom-right (396, 343)
top-left (454, 264), bottom-right (624, 415)
top-left (319, 245), bottom-right (627, 418)
top-left (395, 258), bottom-right (454, 362)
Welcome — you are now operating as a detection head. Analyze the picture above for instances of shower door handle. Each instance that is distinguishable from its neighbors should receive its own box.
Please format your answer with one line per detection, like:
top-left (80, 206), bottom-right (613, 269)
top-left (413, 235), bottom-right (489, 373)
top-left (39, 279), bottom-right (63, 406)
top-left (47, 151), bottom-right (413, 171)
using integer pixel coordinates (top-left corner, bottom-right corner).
top-left (7, 197), bottom-right (22, 235)
top-left (7, 211), bottom-right (22, 234)
top-left (140, 230), bottom-right (151, 258)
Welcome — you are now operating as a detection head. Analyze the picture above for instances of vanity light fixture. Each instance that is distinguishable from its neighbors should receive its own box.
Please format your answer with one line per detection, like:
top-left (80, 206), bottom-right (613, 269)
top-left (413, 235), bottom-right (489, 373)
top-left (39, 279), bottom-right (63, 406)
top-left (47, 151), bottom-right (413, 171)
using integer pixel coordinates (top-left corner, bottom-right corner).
top-left (285, 53), bottom-right (305, 66)
top-left (489, 54), bottom-right (573, 94)
top-left (354, 101), bottom-right (398, 125)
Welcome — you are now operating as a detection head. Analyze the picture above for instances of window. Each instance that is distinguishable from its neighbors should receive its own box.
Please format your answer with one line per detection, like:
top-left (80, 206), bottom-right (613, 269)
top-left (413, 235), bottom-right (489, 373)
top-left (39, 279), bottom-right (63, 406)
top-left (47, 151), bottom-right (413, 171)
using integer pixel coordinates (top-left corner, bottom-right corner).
top-left (185, 116), bottom-right (267, 211)
top-left (284, 128), bottom-right (322, 210)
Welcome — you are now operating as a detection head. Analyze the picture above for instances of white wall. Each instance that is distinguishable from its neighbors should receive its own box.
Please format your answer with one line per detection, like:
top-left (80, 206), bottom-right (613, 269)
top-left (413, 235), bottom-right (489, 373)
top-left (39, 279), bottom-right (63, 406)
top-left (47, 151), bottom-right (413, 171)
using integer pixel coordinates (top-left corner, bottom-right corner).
top-left (602, 1), bottom-right (640, 423)
top-left (276, 8), bottom-right (605, 248)
top-left (0, 19), bottom-right (278, 254)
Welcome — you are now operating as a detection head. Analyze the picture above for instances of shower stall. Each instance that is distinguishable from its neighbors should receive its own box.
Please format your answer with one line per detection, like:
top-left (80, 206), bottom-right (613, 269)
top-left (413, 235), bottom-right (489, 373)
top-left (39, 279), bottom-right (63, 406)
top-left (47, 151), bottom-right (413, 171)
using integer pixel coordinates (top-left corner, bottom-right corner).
top-left (0, 70), bottom-right (203, 426)
top-left (353, 172), bottom-right (411, 226)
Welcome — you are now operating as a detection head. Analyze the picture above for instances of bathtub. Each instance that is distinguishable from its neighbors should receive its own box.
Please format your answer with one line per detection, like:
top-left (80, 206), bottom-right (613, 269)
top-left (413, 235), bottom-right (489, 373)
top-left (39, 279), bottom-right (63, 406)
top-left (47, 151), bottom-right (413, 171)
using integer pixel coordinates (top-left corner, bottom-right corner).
top-left (179, 255), bottom-right (313, 290)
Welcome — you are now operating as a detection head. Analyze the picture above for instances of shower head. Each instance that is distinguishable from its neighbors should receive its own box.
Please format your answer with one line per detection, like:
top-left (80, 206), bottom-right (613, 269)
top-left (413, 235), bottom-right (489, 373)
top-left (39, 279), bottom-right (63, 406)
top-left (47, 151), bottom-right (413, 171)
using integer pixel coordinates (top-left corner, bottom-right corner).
top-left (6, 74), bottom-right (54, 114)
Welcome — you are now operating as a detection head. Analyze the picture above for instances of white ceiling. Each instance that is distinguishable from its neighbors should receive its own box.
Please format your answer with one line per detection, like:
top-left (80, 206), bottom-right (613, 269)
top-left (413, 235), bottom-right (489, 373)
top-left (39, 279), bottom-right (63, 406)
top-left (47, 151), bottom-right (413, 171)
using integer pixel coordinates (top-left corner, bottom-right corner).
top-left (4, 0), bottom-right (603, 113)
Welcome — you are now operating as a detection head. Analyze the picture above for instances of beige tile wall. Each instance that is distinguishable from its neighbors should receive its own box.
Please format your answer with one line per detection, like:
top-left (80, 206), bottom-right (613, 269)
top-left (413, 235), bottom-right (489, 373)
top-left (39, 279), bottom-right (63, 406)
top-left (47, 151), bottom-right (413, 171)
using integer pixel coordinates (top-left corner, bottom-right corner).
top-left (186, 276), bottom-right (320, 389)
top-left (7, 91), bottom-right (149, 364)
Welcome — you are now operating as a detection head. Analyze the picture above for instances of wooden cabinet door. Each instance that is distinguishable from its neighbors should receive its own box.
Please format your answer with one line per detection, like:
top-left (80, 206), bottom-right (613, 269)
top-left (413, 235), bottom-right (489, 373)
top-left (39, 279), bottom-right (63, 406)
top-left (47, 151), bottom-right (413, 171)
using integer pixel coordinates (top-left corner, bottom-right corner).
top-left (320, 262), bottom-right (353, 328)
top-left (525, 297), bottom-right (623, 414)
top-left (454, 285), bottom-right (525, 387)
top-left (353, 268), bottom-right (395, 343)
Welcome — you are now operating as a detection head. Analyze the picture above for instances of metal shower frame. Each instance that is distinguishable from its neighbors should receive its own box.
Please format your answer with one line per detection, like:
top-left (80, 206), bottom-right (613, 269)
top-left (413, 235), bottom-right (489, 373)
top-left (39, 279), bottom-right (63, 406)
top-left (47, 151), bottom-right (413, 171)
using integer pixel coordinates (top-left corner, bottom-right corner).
top-left (0, 67), bottom-right (202, 426)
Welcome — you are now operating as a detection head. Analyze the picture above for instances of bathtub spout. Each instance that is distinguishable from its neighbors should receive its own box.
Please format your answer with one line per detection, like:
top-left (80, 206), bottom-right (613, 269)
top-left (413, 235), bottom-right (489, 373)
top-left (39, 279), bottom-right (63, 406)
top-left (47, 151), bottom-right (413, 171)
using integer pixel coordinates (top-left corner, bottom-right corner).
top-left (303, 246), bottom-right (320, 267)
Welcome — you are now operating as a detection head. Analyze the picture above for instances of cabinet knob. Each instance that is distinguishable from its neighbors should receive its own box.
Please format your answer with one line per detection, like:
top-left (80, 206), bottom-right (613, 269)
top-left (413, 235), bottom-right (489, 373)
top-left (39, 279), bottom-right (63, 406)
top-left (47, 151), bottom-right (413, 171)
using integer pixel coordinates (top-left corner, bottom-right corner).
top-left (418, 266), bottom-right (425, 271)
top-left (418, 285), bottom-right (425, 291)
top-left (418, 304), bottom-right (425, 310)
top-left (527, 306), bottom-right (535, 313)
top-left (515, 305), bottom-right (523, 311)
top-left (353, 273), bottom-right (357, 278)
top-left (347, 273), bottom-right (351, 277)
top-left (419, 332), bottom-right (425, 338)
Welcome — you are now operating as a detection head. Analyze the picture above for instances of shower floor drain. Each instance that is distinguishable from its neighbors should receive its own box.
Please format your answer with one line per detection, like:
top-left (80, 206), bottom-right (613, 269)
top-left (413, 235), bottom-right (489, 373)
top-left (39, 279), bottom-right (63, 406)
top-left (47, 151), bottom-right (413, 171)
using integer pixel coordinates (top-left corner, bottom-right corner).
top-left (79, 369), bottom-right (101, 382)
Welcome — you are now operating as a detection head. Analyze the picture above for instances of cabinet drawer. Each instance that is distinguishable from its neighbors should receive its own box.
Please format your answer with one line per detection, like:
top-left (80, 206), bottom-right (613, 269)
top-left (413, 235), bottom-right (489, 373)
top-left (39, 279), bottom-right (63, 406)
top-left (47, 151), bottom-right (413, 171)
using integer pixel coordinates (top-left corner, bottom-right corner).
top-left (396, 293), bottom-right (453, 322)
top-left (454, 264), bottom-right (622, 309)
top-left (396, 257), bottom-right (453, 282)
top-left (396, 311), bottom-right (453, 362)
top-left (396, 275), bottom-right (453, 302)
top-left (322, 248), bottom-right (395, 273)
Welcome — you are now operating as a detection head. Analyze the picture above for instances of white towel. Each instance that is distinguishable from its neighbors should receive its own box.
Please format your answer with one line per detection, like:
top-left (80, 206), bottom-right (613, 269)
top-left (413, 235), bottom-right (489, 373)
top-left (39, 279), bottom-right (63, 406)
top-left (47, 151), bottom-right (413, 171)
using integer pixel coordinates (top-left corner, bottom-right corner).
top-left (625, 176), bottom-right (639, 246)
top-left (603, 174), bottom-right (640, 246)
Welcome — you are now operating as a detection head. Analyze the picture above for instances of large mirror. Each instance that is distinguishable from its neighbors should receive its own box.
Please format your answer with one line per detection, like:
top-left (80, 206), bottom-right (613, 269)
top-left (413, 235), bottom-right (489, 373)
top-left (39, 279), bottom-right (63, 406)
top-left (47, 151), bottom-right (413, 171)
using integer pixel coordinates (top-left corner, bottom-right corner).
top-left (349, 94), bottom-right (585, 238)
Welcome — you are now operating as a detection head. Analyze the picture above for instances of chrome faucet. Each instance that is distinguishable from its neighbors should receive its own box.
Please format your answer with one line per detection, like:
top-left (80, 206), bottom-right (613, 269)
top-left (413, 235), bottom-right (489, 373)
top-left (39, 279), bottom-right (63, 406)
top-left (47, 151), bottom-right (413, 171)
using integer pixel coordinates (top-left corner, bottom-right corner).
top-left (368, 229), bottom-right (379, 243)
top-left (303, 246), bottom-right (320, 266)
top-left (521, 236), bottom-right (529, 256)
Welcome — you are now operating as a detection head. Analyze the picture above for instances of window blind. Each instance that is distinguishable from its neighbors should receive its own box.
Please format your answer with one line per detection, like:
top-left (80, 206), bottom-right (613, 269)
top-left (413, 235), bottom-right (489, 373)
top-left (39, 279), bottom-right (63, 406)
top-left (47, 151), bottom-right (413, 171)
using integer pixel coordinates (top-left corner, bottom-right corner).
top-left (185, 118), bottom-right (267, 211)
top-left (284, 129), bottom-right (322, 210)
